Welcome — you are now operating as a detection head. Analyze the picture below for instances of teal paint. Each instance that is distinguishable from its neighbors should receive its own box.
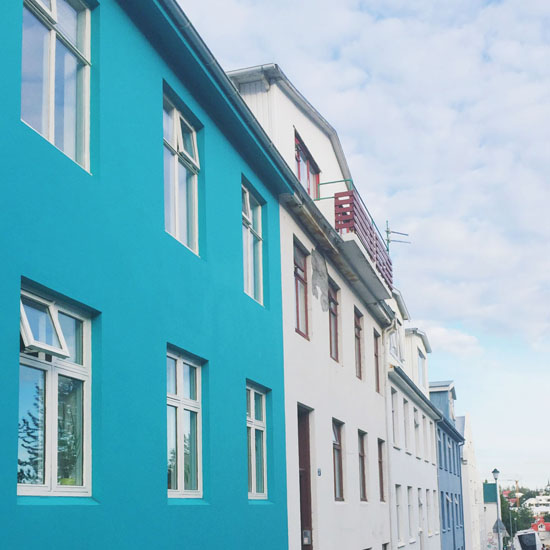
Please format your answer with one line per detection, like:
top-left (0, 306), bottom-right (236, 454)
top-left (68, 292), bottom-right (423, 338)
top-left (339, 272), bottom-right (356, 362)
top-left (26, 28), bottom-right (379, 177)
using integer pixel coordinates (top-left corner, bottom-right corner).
top-left (0, 1), bottom-right (290, 548)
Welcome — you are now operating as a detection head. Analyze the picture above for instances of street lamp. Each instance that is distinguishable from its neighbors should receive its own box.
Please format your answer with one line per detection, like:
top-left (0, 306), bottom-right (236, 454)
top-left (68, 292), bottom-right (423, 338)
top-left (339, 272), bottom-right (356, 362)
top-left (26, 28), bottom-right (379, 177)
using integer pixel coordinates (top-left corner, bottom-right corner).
top-left (493, 469), bottom-right (502, 550)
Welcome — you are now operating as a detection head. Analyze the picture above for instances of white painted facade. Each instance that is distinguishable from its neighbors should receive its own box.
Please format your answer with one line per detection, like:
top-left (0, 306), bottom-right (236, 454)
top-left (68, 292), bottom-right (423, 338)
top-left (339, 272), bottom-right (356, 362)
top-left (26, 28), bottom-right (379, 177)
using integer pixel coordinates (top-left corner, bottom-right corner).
top-left (457, 414), bottom-right (485, 550)
top-left (229, 65), bottom-right (393, 550)
top-left (385, 294), bottom-right (442, 550)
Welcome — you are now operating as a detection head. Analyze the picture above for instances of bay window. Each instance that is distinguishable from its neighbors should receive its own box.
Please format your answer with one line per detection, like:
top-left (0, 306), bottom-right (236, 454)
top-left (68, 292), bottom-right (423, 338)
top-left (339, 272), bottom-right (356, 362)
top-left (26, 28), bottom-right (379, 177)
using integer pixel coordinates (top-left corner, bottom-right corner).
top-left (18, 289), bottom-right (91, 496)
top-left (167, 351), bottom-right (202, 497)
top-left (163, 96), bottom-right (199, 252)
top-left (21, 0), bottom-right (91, 168)
top-left (247, 386), bottom-right (267, 499)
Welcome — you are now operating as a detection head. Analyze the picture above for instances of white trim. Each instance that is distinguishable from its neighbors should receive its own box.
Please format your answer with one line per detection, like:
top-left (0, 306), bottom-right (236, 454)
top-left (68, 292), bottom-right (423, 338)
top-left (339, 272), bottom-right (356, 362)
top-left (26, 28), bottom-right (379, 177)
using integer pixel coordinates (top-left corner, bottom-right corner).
top-left (22, 0), bottom-right (91, 170)
top-left (242, 185), bottom-right (263, 304)
top-left (18, 290), bottom-right (92, 497)
top-left (247, 385), bottom-right (267, 499)
top-left (166, 351), bottom-right (202, 499)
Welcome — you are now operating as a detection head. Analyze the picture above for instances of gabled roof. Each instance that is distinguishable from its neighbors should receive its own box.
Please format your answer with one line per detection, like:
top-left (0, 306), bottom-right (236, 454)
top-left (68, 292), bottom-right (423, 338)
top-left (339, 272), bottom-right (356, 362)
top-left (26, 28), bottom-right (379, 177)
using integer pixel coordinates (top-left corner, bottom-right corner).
top-left (227, 64), bottom-right (353, 183)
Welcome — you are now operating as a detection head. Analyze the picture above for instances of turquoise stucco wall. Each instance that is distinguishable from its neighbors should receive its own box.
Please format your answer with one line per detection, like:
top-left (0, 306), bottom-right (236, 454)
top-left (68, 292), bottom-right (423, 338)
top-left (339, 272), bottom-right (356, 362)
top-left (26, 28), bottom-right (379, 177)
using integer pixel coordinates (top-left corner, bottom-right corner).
top-left (0, 1), bottom-right (289, 548)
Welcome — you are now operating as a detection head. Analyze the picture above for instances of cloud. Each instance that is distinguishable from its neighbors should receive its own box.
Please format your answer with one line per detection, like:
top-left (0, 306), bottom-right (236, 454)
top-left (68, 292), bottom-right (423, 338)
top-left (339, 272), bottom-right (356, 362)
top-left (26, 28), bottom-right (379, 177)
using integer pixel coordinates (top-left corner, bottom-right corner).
top-left (412, 321), bottom-right (483, 357)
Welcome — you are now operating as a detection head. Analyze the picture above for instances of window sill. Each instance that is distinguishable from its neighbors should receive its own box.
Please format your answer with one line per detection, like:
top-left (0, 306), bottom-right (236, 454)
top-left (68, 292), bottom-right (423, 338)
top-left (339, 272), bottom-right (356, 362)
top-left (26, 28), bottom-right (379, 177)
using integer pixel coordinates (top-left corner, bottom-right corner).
top-left (393, 444), bottom-right (401, 451)
top-left (295, 328), bottom-right (309, 341)
top-left (405, 450), bottom-right (412, 456)
top-left (17, 496), bottom-right (98, 506)
top-left (248, 499), bottom-right (272, 505)
top-left (397, 543), bottom-right (406, 548)
top-left (409, 538), bottom-right (416, 544)
top-left (168, 499), bottom-right (209, 506)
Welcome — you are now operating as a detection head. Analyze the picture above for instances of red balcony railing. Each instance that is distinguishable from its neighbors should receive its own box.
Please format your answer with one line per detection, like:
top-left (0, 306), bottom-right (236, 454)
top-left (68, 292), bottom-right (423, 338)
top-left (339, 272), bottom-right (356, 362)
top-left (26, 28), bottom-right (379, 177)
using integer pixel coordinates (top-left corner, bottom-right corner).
top-left (334, 189), bottom-right (393, 289)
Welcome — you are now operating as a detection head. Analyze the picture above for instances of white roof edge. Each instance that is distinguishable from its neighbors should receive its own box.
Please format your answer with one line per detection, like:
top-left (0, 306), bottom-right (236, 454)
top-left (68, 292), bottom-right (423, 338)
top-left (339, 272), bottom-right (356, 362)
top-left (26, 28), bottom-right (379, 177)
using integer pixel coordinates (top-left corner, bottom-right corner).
top-left (227, 64), bottom-right (353, 182)
top-left (392, 288), bottom-right (410, 320)
top-left (406, 327), bottom-right (432, 353)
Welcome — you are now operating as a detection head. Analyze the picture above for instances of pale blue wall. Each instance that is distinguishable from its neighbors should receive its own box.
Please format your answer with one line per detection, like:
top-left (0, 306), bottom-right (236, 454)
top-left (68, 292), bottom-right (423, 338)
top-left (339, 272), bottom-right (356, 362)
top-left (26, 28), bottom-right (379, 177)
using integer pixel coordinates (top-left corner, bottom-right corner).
top-left (0, 1), bottom-right (290, 548)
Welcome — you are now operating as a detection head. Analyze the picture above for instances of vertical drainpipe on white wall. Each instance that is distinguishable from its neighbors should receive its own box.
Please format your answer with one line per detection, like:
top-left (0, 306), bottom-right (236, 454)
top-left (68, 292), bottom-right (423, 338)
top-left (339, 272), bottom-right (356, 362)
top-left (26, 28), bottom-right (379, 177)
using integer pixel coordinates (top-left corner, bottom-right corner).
top-left (383, 324), bottom-right (396, 550)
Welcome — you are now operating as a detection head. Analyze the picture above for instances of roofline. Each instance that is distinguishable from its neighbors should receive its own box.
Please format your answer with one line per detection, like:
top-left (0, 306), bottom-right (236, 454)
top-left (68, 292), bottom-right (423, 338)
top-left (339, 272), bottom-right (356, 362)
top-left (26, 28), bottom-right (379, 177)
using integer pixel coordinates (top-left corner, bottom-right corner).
top-left (392, 288), bottom-right (410, 320)
top-left (437, 414), bottom-right (465, 443)
top-left (154, 1), bottom-right (299, 196)
top-left (406, 327), bottom-right (432, 353)
top-left (390, 366), bottom-right (442, 420)
top-left (227, 64), bottom-right (353, 182)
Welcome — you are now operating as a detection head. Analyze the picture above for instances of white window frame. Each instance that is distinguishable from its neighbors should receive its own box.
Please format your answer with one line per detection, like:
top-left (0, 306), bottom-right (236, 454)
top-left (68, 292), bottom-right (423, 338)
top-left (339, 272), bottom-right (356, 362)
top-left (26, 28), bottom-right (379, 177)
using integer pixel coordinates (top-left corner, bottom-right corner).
top-left (22, 0), bottom-right (91, 169)
top-left (242, 185), bottom-right (263, 303)
top-left (166, 351), bottom-right (202, 499)
top-left (163, 96), bottom-right (200, 252)
top-left (18, 289), bottom-right (91, 497)
top-left (247, 385), bottom-right (267, 499)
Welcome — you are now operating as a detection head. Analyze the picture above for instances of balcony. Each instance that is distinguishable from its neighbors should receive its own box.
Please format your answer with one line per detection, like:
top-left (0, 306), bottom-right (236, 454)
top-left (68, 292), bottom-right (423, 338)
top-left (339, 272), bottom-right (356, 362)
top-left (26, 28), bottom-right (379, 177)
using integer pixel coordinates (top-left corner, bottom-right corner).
top-left (334, 189), bottom-right (392, 289)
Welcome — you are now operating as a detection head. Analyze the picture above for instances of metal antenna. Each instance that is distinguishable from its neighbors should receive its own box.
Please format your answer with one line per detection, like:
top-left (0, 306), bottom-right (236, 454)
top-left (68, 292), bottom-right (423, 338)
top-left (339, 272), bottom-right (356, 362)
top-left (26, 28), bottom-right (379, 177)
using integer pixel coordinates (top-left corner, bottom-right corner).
top-left (386, 220), bottom-right (411, 250)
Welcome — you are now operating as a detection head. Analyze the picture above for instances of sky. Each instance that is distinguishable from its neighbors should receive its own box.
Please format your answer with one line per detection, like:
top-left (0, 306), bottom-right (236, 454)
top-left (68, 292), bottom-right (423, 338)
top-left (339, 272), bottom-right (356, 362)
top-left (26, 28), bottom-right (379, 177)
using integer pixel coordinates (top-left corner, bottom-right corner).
top-left (179, 0), bottom-right (550, 488)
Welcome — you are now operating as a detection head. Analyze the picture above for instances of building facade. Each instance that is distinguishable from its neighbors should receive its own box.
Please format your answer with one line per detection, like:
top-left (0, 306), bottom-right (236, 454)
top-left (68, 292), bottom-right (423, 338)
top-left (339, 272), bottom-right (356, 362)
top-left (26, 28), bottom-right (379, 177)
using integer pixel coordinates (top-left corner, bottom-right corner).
top-left (386, 300), bottom-right (442, 550)
top-left (229, 64), bottom-right (394, 550)
top-left (430, 382), bottom-right (466, 550)
top-left (457, 414), bottom-right (485, 550)
top-left (1, 1), bottom-right (299, 548)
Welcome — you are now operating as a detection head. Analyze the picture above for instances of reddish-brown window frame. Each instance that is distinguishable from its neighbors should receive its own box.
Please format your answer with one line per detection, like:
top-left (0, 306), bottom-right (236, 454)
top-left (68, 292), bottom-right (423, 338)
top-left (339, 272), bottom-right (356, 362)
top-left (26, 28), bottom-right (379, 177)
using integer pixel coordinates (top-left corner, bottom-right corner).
top-left (294, 244), bottom-right (308, 338)
top-left (354, 309), bottom-right (363, 379)
top-left (358, 431), bottom-right (367, 501)
top-left (328, 281), bottom-right (339, 361)
top-left (378, 438), bottom-right (385, 501)
top-left (333, 419), bottom-right (344, 501)
top-left (374, 330), bottom-right (381, 393)
top-left (295, 134), bottom-right (320, 199)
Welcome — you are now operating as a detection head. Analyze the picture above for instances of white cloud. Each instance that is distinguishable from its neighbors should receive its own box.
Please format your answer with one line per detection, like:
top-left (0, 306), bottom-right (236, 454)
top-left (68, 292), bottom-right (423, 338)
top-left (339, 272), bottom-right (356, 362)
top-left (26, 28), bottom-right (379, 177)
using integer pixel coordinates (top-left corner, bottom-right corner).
top-left (412, 321), bottom-right (483, 357)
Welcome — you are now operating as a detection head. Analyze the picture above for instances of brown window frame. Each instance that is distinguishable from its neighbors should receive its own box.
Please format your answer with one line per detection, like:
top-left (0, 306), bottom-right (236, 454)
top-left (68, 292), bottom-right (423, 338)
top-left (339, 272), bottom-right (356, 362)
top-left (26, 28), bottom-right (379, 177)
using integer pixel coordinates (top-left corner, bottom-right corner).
top-left (332, 419), bottom-right (344, 501)
top-left (295, 133), bottom-right (320, 199)
top-left (358, 431), bottom-right (367, 501)
top-left (374, 330), bottom-right (381, 393)
top-left (294, 244), bottom-right (308, 338)
top-left (328, 281), bottom-right (339, 361)
top-left (354, 309), bottom-right (362, 379)
top-left (378, 438), bottom-right (385, 501)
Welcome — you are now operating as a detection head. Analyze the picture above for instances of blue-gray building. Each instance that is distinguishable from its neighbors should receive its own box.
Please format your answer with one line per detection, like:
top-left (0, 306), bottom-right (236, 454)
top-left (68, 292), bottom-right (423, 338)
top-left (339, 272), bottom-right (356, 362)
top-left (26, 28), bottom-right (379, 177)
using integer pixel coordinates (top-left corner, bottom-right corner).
top-left (0, 0), bottom-right (300, 548)
top-left (430, 381), bottom-right (466, 550)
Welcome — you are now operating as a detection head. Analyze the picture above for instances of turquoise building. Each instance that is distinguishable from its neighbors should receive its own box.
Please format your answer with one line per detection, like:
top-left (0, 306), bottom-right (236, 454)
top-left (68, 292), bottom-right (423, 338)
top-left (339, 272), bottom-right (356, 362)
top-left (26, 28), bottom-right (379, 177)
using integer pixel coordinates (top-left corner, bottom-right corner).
top-left (0, 0), bottom-right (297, 548)
top-left (430, 381), bottom-right (466, 550)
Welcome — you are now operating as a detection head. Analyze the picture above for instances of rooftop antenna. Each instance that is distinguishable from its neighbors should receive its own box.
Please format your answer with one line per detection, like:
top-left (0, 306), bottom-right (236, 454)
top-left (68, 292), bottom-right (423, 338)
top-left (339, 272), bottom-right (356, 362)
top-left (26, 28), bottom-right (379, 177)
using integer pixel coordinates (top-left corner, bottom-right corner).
top-left (386, 221), bottom-right (411, 250)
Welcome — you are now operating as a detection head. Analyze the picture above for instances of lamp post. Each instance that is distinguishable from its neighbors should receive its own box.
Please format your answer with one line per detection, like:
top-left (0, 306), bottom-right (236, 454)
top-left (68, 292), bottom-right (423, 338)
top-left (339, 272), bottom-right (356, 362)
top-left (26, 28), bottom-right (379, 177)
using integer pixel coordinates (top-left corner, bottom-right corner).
top-left (493, 468), bottom-right (502, 550)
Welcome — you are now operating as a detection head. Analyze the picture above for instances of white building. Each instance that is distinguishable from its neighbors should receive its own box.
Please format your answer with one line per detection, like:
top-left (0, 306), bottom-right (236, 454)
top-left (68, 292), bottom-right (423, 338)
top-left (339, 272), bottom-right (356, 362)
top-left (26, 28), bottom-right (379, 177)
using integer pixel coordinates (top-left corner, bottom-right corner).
top-left (525, 495), bottom-right (550, 517)
top-left (229, 64), bottom-right (394, 550)
top-left (385, 293), bottom-right (442, 550)
top-left (457, 414), bottom-right (485, 550)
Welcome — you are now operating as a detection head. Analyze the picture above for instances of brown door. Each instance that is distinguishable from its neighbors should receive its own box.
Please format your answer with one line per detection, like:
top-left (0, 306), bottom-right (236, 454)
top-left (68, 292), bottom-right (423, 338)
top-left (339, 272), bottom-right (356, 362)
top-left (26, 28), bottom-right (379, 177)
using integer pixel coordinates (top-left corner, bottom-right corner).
top-left (298, 406), bottom-right (313, 550)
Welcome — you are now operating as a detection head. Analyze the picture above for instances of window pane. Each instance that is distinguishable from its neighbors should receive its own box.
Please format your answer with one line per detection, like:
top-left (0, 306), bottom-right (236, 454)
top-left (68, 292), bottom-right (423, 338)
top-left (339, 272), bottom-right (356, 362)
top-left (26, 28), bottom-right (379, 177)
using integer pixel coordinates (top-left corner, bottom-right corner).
top-left (180, 118), bottom-right (196, 160)
top-left (58, 313), bottom-right (83, 364)
top-left (255, 429), bottom-right (264, 494)
top-left (21, 8), bottom-right (50, 137)
top-left (177, 161), bottom-right (196, 248)
top-left (57, 376), bottom-right (83, 486)
top-left (241, 188), bottom-right (250, 218)
top-left (334, 448), bottom-right (342, 499)
top-left (18, 366), bottom-right (46, 485)
top-left (54, 40), bottom-right (80, 161)
top-left (242, 225), bottom-right (250, 294)
top-left (163, 103), bottom-right (174, 145)
top-left (246, 389), bottom-right (251, 418)
top-left (253, 235), bottom-right (262, 301)
top-left (254, 392), bottom-right (263, 421)
top-left (183, 410), bottom-right (198, 490)
top-left (22, 297), bottom-right (60, 348)
top-left (183, 363), bottom-right (196, 400)
top-left (247, 426), bottom-right (252, 492)
top-left (297, 281), bottom-right (306, 332)
top-left (167, 405), bottom-right (177, 490)
top-left (166, 356), bottom-right (177, 395)
top-left (251, 202), bottom-right (261, 233)
top-left (57, 0), bottom-right (78, 46)
top-left (164, 146), bottom-right (175, 235)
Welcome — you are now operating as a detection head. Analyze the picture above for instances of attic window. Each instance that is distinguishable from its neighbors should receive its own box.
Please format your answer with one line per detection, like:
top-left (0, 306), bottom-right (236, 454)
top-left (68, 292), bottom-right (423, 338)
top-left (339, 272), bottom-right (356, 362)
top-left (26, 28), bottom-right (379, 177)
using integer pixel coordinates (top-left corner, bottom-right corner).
top-left (295, 133), bottom-right (320, 198)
